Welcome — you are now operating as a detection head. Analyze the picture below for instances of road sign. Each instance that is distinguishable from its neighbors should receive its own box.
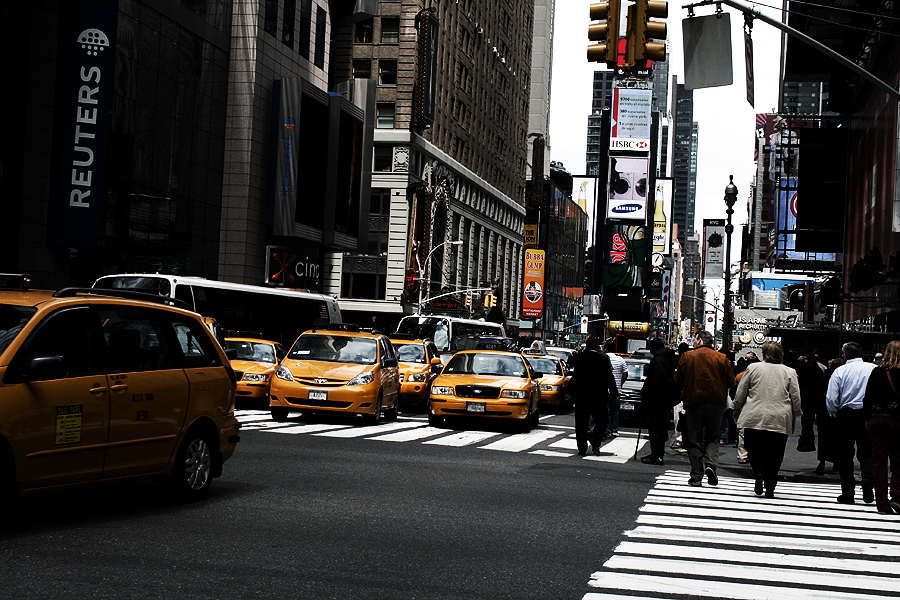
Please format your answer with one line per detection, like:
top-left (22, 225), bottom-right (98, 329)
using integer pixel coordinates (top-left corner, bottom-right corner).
top-left (580, 316), bottom-right (589, 334)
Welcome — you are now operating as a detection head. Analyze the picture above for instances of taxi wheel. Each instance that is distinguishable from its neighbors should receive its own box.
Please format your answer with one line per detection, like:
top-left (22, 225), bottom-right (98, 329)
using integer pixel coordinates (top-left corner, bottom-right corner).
top-left (385, 394), bottom-right (399, 421)
top-left (169, 431), bottom-right (214, 501)
top-left (428, 412), bottom-right (444, 428)
top-left (363, 393), bottom-right (383, 426)
top-left (270, 407), bottom-right (289, 421)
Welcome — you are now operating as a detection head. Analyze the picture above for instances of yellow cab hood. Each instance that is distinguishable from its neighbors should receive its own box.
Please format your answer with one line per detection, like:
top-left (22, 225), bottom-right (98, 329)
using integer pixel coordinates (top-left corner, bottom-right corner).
top-left (231, 359), bottom-right (276, 375)
top-left (436, 373), bottom-right (529, 389)
top-left (284, 359), bottom-right (369, 382)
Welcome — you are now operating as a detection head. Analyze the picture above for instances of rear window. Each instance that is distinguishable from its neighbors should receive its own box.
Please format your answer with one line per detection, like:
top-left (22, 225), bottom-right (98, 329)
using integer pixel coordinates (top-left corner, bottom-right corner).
top-left (0, 304), bottom-right (37, 356)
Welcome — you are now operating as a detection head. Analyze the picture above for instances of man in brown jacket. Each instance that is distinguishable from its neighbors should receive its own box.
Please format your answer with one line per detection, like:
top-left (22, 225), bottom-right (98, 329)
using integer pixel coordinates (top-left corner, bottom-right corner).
top-left (674, 330), bottom-right (737, 486)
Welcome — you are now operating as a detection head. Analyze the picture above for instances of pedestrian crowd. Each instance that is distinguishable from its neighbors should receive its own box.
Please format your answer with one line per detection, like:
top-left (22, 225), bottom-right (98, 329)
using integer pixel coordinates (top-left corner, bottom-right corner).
top-left (568, 333), bottom-right (900, 516)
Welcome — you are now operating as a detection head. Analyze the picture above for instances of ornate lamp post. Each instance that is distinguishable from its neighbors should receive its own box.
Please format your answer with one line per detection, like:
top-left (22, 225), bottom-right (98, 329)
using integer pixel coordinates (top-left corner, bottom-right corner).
top-left (722, 176), bottom-right (738, 353)
top-left (418, 240), bottom-right (463, 314)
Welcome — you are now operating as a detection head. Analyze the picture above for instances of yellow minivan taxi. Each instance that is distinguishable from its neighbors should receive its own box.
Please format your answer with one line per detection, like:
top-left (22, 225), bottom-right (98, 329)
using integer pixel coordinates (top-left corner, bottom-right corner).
top-left (224, 337), bottom-right (287, 404)
top-left (390, 334), bottom-right (442, 407)
top-left (428, 350), bottom-right (541, 431)
top-left (0, 277), bottom-right (241, 504)
top-left (523, 353), bottom-right (571, 412)
top-left (269, 324), bottom-right (400, 425)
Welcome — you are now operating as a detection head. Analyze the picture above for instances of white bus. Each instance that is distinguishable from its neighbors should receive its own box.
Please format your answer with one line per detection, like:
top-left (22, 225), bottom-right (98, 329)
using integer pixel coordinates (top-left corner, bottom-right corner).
top-left (394, 315), bottom-right (506, 361)
top-left (92, 274), bottom-right (341, 345)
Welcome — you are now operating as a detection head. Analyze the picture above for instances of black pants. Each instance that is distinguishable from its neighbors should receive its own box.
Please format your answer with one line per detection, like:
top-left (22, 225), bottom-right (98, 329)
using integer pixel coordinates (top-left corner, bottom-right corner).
top-left (576, 399), bottom-right (609, 453)
top-left (744, 428), bottom-right (788, 493)
top-left (834, 407), bottom-right (874, 498)
top-left (798, 391), bottom-right (816, 451)
top-left (684, 403), bottom-right (725, 484)
top-left (646, 405), bottom-right (669, 459)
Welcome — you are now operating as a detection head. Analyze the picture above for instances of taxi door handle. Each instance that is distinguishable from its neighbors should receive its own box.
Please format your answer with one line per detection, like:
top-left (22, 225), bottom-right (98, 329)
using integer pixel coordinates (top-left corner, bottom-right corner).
top-left (89, 385), bottom-right (108, 396)
top-left (110, 383), bottom-right (128, 393)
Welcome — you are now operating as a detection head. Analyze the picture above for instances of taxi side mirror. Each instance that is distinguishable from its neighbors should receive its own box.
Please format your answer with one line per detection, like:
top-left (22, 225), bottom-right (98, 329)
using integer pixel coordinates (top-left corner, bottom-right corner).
top-left (24, 355), bottom-right (67, 382)
top-left (430, 357), bottom-right (442, 366)
top-left (532, 371), bottom-right (544, 379)
top-left (224, 348), bottom-right (238, 361)
top-left (382, 357), bottom-right (398, 368)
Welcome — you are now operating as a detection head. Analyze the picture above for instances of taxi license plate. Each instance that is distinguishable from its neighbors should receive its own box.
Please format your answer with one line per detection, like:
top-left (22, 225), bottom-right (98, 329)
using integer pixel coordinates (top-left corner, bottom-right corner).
top-left (620, 402), bottom-right (635, 411)
top-left (309, 390), bottom-right (327, 401)
top-left (467, 402), bottom-right (486, 413)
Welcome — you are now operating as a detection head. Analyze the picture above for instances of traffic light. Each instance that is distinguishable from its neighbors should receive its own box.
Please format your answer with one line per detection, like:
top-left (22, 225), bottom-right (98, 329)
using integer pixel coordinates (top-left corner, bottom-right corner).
top-left (625, 0), bottom-right (667, 69)
top-left (484, 294), bottom-right (496, 308)
top-left (587, 0), bottom-right (621, 68)
top-left (465, 294), bottom-right (471, 307)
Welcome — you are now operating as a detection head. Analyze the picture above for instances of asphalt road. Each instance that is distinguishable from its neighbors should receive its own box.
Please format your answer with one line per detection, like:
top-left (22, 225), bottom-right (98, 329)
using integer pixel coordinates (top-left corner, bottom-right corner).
top-left (0, 408), bottom-right (658, 600)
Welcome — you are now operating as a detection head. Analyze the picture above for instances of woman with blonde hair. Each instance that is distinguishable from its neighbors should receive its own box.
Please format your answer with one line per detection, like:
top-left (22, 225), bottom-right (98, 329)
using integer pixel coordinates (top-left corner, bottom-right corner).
top-left (863, 340), bottom-right (900, 515)
top-left (733, 341), bottom-right (802, 497)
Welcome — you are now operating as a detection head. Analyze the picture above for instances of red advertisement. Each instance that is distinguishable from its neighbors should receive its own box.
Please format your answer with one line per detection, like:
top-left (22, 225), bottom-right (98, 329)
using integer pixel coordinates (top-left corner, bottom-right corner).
top-left (522, 249), bottom-right (545, 318)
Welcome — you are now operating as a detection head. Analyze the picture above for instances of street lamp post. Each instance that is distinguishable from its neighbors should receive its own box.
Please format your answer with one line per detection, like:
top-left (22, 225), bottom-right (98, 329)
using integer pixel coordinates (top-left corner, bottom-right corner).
top-left (723, 175), bottom-right (738, 353)
top-left (418, 240), bottom-right (463, 314)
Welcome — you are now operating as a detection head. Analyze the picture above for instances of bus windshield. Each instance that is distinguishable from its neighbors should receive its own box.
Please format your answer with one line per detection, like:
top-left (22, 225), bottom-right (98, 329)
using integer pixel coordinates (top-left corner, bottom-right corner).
top-left (395, 317), bottom-right (449, 351)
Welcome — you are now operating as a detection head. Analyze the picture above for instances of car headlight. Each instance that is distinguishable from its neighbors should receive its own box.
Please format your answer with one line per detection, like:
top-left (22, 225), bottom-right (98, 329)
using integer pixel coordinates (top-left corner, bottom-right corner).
top-left (243, 372), bottom-right (269, 382)
top-left (500, 389), bottom-right (526, 399)
top-left (347, 371), bottom-right (375, 386)
top-left (275, 365), bottom-right (295, 382)
top-left (431, 386), bottom-right (454, 396)
top-left (408, 373), bottom-right (428, 382)
top-left (540, 384), bottom-right (559, 391)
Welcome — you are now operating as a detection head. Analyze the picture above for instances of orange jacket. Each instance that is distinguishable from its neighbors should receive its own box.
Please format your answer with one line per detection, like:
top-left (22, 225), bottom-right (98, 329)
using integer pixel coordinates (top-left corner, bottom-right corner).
top-left (674, 346), bottom-right (736, 407)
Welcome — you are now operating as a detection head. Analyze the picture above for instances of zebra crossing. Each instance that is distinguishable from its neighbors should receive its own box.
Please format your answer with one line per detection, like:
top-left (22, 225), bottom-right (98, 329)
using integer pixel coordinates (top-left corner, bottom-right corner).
top-left (235, 409), bottom-right (645, 462)
top-left (583, 470), bottom-right (900, 600)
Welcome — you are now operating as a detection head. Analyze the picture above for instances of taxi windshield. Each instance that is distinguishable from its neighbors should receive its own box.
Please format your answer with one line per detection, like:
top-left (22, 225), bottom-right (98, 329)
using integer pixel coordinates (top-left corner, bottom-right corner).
top-left (225, 340), bottom-right (276, 363)
top-left (0, 304), bottom-right (37, 356)
top-left (525, 356), bottom-right (562, 375)
top-left (393, 343), bottom-right (425, 363)
top-left (444, 353), bottom-right (526, 378)
top-left (289, 334), bottom-right (377, 365)
top-left (626, 360), bottom-right (648, 380)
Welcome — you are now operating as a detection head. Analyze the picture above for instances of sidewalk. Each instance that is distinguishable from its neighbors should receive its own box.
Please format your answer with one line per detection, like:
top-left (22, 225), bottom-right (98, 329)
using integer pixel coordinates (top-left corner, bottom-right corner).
top-left (648, 426), bottom-right (840, 485)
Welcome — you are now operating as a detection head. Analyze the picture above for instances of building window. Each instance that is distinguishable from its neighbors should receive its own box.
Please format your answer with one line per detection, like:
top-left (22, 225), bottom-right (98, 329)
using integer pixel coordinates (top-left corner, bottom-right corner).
top-left (297, 0), bottom-right (311, 58)
top-left (314, 6), bottom-right (326, 68)
top-left (341, 273), bottom-right (386, 300)
top-left (373, 147), bottom-right (393, 172)
top-left (264, 0), bottom-right (278, 35)
top-left (381, 18), bottom-right (399, 43)
top-left (282, 0), bottom-right (295, 48)
top-left (355, 18), bottom-right (373, 43)
top-left (376, 103), bottom-right (395, 129)
top-left (378, 60), bottom-right (397, 86)
top-left (352, 59), bottom-right (371, 79)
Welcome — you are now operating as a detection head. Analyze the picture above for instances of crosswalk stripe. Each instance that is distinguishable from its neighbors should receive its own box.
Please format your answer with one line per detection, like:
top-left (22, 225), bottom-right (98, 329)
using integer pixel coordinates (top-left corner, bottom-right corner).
top-left (478, 429), bottom-right (560, 452)
top-left (613, 541), bottom-right (900, 576)
top-left (624, 524), bottom-right (900, 556)
top-left (601, 555), bottom-right (900, 594)
top-left (586, 572), bottom-right (881, 600)
top-left (585, 471), bottom-right (900, 600)
top-left (422, 430), bottom-right (500, 447)
top-left (367, 426), bottom-right (447, 442)
top-left (266, 423), bottom-right (351, 434)
top-left (313, 421), bottom-right (421, 438)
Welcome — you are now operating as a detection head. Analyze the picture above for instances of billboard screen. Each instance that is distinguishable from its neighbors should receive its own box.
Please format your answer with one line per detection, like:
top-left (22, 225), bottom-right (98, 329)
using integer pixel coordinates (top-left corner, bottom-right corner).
top-left (607, 156), bottom-right (649, 221)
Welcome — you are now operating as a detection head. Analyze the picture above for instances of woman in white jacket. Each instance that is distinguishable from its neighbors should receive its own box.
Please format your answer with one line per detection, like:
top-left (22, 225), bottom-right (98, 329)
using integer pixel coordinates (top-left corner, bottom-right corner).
top-left (733, 341), bottom-right (802, 498)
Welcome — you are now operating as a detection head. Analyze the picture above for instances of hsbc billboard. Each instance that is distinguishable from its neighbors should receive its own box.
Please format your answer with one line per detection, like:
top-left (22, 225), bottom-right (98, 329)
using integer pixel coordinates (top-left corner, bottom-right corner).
top-left (610, 88), bottom-right (652, 152)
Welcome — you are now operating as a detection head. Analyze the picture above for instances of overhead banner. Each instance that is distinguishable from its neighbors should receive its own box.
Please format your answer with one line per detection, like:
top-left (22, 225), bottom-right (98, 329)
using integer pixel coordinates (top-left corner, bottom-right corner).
top-left (522, 249), bottom-right (545, 318)
top-left (607, 156), bottom-right (649, 220)
top-left (54, 0), bottom-right (118, 247)
top-left (702, 219), bottom-right (726, 279)
top-left (610, 88), bottom-right (652, 151)
top-left (652, 178), bottom-right (673, 254)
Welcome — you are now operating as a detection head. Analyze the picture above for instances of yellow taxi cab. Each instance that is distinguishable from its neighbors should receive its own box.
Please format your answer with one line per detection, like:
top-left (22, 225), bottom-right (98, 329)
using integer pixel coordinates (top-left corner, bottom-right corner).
top-left (389, 334), bottom-right (442, 407)
top-left (522, 350), bottom-right (571, 412)
top-left (428, 349), bottom-right (541, 431)
top-left (224, 337), bottom-right (287, 405)
top-left (0, 275), bottom-right (241, 504)
top-left (269, 323), bottom-right (400, 425)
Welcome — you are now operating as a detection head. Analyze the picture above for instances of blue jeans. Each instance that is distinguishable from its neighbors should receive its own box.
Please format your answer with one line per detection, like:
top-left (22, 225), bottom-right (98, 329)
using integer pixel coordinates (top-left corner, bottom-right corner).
top-left (606, 395), bottom-right (620, 435)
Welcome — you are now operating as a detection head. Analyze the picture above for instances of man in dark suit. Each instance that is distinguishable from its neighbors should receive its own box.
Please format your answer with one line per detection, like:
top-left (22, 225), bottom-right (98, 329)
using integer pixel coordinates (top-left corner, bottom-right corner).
top-left (569, 337), bottom-right (619, 456)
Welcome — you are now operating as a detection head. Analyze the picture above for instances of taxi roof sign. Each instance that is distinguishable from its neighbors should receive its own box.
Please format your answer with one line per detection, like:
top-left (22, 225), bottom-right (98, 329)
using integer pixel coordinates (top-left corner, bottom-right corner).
top-left (0, 274), bottom-right (31, 291)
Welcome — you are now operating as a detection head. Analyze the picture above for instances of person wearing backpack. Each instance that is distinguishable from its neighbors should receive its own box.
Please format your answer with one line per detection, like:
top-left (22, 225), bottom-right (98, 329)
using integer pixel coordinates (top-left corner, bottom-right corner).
top-left (640, 338), bottom-right (678, 465)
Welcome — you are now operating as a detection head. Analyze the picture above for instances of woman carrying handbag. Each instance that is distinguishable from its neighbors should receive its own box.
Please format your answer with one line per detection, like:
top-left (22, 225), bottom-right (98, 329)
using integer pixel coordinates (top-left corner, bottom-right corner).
top-left (863, 340), bottom-right (900, 515)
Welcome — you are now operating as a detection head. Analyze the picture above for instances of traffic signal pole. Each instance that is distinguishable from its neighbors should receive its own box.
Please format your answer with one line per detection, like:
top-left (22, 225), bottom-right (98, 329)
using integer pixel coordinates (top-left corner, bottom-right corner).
top-left (684, 0), bottom-right (900, 102)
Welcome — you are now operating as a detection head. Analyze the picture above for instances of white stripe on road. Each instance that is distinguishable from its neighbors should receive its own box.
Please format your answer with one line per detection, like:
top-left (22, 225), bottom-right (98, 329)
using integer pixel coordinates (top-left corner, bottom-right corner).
top-left (625, 524), bottom-right (900, 556)
top-left (478, 429), bottom-right (562, 452)
top-left (367, 426), bottom-right (447, 442)
top-left (613, 541), bottom-right (900, 576)
top-left (601, 555), bottom-right (900, 594)
top-left (587, 572), bottom-right (882, 600)
top-left (313, 421), bottom-right (422, 438)
top-left (265, 423), bottom-right (352, 434)
top-left (423, 430), bottom-right (500, 447)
